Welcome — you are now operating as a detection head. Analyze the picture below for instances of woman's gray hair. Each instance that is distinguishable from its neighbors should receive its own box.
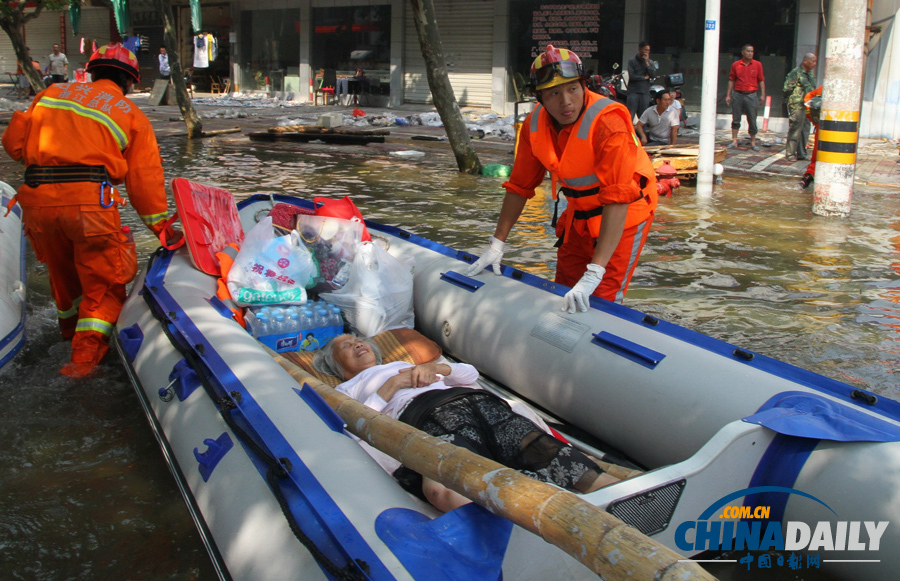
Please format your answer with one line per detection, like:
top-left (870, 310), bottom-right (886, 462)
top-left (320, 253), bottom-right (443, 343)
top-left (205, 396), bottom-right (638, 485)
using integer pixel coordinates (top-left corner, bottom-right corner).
top-left (312, 334), bottom-right (383, 381)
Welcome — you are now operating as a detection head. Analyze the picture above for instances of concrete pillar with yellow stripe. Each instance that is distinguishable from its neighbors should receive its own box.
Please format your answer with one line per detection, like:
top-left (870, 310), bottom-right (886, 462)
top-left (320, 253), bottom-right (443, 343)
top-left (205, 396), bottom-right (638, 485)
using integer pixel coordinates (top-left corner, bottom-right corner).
top-left (813, 0), bottom-right (867, 217)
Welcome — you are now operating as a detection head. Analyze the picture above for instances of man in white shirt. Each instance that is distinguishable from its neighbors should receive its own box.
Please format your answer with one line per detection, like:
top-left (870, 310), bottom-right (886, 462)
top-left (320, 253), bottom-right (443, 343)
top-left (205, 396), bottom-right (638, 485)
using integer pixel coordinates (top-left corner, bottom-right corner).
top-left (47, 44), bottom-right (68, 84)
top-left (158, 47), bottom-right (171, 80)
top-left (635, 90), bottom-right (679, 146)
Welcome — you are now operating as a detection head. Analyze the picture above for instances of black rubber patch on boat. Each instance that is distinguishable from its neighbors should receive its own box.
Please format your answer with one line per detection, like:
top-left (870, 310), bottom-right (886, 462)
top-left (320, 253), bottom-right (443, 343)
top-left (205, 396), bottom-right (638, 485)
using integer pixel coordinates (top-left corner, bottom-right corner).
top-left (606, 479), bottom-right (686, 536)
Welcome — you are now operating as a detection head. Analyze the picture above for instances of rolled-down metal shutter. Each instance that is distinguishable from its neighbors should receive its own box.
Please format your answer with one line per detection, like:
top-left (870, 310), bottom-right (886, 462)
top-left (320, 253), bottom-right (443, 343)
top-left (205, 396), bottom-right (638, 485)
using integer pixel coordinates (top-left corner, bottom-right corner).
top-left (21, 14), bottom-right (64, 74)
top-left (0, 8), bottom-right (111, 77)
top-left (403, 0), bottom-right (493, 106)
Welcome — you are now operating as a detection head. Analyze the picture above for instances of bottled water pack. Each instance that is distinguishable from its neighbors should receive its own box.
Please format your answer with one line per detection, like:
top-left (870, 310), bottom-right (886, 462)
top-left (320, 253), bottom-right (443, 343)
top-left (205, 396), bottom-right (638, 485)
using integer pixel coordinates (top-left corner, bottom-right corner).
top-left (245, 301), bottom-right (345, 352)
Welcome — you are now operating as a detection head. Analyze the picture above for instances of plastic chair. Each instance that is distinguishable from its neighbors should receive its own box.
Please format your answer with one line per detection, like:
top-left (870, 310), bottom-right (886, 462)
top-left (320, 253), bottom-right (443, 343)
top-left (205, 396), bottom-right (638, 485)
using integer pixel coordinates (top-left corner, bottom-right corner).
top-left (315, 69), bottom-right (336, 105)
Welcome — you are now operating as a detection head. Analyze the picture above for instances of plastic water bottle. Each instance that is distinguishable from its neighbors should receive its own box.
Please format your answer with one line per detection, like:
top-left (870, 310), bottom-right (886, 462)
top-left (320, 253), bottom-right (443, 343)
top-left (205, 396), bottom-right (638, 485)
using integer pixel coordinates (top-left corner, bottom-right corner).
top-left (330, 307), bottom-right (343, 328)
top-left (288, 309), bottom-right (300, 333)
top-left (272, 312), bottom-right (286, 334)
top-left (283, 307), bottom-right (296, 331)
top-left (256, 314), bottom-right (270, 338)
top-left (301, 309), bottom-right (314, 332)
top-left (314, 308), bottom-right (328, 328)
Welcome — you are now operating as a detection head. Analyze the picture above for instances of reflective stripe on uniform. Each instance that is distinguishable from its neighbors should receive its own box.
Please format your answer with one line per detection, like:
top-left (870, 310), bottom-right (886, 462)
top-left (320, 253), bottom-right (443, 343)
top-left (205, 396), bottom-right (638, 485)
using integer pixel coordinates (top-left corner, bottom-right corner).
top-left (221, 245), bottom-right (239, 259)
top-left (139, 211), bottom-right (169, 226)
top-left (615, 218), bottom-right (649, 304)
top-left (530, 104), bottom-right (544, 134)
top-left (577, 99), bottom-right (615, 139)
top-left (36, 97), bottom-right (129, 151)
top-left (57, 296), bottom-right (82, 319)
top-left (560, 174), bottom-right (601, 188)
top-left (75, 318), bottom-right (114, 336)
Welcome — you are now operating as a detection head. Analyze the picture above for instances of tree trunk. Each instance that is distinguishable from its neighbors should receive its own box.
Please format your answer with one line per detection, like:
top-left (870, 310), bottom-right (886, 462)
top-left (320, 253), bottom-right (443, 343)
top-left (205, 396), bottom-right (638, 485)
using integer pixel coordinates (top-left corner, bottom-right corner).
top-left (151, 0), bottom-right (202, 138)
top-left (409, 0), bottom-right (481, 174)
top-left (0, 6), bottom-right (47, 95)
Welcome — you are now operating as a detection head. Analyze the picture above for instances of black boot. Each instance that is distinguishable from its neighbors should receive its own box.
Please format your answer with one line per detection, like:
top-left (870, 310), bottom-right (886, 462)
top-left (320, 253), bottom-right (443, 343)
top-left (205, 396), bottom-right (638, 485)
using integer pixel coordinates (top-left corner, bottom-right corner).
top-left (800, 173), bottom-right (813, 189)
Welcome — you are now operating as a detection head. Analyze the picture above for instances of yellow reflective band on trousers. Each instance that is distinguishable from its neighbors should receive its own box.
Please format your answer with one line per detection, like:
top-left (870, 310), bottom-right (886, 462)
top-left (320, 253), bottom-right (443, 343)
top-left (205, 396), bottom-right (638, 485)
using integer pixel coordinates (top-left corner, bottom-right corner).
top-left (36, 97), bottom-right (129, 151)
top-left (57, 296), bottom-right (82, 319)
top-left (817, 110), bottom-right (859, 165)
top-left (140, 211), bottom-right (168, 226)
top-left (76, 318), bottom-right (114, 336)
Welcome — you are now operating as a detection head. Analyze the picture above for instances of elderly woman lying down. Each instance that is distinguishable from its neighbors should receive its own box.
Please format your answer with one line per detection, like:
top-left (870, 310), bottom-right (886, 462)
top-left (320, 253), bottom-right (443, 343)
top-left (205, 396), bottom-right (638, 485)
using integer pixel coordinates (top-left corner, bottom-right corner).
top-left (314, 333), bottom-right (619, 512)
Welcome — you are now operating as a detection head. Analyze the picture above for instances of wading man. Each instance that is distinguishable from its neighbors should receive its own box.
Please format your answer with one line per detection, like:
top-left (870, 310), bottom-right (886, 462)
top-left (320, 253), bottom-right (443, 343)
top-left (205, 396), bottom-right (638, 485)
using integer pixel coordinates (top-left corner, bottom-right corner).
top-left (466, 45), bottom-right (657, 311)
top-left (2, 43), bottom-right (178, 378)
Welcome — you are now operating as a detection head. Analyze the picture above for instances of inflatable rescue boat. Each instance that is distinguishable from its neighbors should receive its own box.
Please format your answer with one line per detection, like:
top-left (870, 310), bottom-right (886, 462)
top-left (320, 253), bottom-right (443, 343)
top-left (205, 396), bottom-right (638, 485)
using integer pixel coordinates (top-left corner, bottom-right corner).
top-left (116, 190), bottom-right (900, 581)
top-left (0, 180), bottom-right (26, 370)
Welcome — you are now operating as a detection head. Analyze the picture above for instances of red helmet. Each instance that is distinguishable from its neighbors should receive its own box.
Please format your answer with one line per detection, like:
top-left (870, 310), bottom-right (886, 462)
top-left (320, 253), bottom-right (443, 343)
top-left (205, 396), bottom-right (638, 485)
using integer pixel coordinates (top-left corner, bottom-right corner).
top-left (530, 45), bottom-right (584, 91)
top-left (86, 43), bottom-right (141, 83)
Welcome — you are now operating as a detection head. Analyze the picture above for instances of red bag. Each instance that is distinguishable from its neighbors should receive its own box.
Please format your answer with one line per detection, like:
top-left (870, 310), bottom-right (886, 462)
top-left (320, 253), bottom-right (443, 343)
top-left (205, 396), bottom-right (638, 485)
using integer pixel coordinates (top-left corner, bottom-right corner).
top-left (313, 196), bottom-right (371, 241)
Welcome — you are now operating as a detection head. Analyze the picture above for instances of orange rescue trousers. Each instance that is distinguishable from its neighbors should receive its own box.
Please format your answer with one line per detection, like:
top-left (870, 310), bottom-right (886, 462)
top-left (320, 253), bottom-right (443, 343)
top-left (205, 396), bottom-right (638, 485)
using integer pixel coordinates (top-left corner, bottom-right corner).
top-left (22, 204), bottom-right (138, 377)
top-left (555, 213), bottom-right (655, 304)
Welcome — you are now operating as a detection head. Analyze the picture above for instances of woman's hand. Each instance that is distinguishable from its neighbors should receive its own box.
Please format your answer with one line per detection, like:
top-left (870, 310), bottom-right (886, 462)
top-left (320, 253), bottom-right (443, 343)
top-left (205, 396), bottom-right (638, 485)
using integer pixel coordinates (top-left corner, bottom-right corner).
top-left (377, 362), bottom-right (451, 401)
top-left (399, 362), bottom-right (450, 388)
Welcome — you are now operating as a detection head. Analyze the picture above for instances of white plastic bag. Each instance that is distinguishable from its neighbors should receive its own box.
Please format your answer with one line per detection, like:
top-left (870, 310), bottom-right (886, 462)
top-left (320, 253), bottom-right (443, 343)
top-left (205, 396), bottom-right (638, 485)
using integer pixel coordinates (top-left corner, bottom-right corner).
top-left (319, 242), bottom-right (415, 337)
top-left (295, 214), bottom-right (364, 294)
top-left (227, 216), bottom-right (316, 306)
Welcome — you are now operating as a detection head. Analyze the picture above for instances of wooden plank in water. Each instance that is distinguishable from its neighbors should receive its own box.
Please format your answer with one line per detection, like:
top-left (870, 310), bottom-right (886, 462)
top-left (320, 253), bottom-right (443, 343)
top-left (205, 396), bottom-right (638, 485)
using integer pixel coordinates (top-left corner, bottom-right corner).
top-left (248, 131), bottom-right (385, 145)
top-left (268, 125), bottom-right (389, 136)
top-left (199, 127), bottom-right (241, 138)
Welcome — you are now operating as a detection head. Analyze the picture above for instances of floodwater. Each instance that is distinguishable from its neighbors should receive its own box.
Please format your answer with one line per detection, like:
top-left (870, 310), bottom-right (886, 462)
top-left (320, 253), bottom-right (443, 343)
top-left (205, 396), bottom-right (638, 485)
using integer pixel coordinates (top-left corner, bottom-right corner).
top-left (1, 133), bottom-right (897, 580)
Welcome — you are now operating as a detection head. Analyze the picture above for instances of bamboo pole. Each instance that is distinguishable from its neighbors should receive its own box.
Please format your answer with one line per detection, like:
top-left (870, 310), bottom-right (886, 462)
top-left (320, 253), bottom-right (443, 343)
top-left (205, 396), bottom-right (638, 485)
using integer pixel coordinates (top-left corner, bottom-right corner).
top-left (267, 349), bottom-right (716, 581)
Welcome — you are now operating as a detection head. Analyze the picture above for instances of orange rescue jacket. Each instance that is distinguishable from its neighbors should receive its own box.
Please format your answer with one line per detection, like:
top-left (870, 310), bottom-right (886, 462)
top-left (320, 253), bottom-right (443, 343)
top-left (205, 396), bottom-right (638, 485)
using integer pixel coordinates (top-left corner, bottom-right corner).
top-left (1, 79), bottom-right (169, 234)
top-left (215, 243), bottom-right (246, 328)
top-left (528, 91), bottom-right (657, 240)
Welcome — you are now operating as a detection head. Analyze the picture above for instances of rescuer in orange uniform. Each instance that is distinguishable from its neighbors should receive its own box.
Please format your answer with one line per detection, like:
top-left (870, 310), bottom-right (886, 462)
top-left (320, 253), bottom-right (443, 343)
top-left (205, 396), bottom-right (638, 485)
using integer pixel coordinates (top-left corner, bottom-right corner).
top-left (2, 43), bottom-right (177, 378)
top-left (466, 45), bottom-right (657, 311)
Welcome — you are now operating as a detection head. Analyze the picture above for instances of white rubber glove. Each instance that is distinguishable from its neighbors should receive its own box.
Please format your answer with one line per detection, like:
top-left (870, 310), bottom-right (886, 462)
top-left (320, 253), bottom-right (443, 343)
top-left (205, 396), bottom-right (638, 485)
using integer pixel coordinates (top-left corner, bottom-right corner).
top-left (464, 236), bottom-right (505, 276)
top-left (562, 264), bottom-right (606, 313)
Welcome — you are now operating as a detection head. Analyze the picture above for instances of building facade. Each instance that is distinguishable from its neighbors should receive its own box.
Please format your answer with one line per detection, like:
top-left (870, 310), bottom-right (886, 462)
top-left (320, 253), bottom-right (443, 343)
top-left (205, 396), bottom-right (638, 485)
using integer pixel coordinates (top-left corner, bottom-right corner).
top-left (3, 1), bottom-right (900, 138)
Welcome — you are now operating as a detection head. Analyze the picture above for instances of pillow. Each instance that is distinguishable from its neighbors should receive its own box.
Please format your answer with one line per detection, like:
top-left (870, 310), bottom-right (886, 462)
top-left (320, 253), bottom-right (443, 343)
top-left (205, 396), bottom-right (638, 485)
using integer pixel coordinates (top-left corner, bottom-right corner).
top-left (281, 328), bottom-right (442, 387)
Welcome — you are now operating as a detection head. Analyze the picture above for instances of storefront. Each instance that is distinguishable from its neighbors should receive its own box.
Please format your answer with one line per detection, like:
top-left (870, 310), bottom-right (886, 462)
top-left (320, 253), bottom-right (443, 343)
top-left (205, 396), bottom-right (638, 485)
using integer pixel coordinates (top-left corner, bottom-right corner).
top-left (0, 7), bottom-right (112, 83)
top-left (238, 8), bottom-right (301, 92)
top-left (311, 5), bottom-right (392, 98)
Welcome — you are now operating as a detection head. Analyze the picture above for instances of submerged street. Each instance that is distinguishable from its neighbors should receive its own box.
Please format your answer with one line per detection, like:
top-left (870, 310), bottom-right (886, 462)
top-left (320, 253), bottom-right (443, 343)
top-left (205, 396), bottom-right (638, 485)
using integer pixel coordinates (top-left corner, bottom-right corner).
top-left (1, 93), bottom-right (899, 579)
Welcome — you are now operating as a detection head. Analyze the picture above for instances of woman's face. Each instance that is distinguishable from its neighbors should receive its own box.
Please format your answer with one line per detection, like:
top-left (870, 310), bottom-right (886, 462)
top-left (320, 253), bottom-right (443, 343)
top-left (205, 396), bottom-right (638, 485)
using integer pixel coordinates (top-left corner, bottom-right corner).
top-left (332, 335), bottom-right (377, 378)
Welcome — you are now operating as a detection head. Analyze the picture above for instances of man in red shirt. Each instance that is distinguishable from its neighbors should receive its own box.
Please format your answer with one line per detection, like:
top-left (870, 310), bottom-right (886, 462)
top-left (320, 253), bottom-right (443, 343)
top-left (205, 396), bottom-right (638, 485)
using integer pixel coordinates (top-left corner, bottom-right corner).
top-left (725, 44), bottom-right (766, 150)
top-left (465, 46), bottom-right (657, 311)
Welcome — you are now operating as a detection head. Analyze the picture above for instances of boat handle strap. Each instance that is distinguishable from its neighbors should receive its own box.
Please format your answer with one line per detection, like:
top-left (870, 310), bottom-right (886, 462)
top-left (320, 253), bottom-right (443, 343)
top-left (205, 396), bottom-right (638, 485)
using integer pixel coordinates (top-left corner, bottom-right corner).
top-left (439, 271), bottom-right (485, 292)
top-left (591, 331), bottom-right (665, 369)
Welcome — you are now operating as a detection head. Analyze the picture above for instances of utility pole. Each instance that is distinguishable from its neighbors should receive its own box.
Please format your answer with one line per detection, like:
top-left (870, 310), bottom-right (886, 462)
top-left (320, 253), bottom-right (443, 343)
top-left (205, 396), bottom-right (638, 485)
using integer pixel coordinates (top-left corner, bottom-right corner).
top-left (813, 0), bottom-right (867, 217)
top-left (696, 0), bottom-right (722, 197)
